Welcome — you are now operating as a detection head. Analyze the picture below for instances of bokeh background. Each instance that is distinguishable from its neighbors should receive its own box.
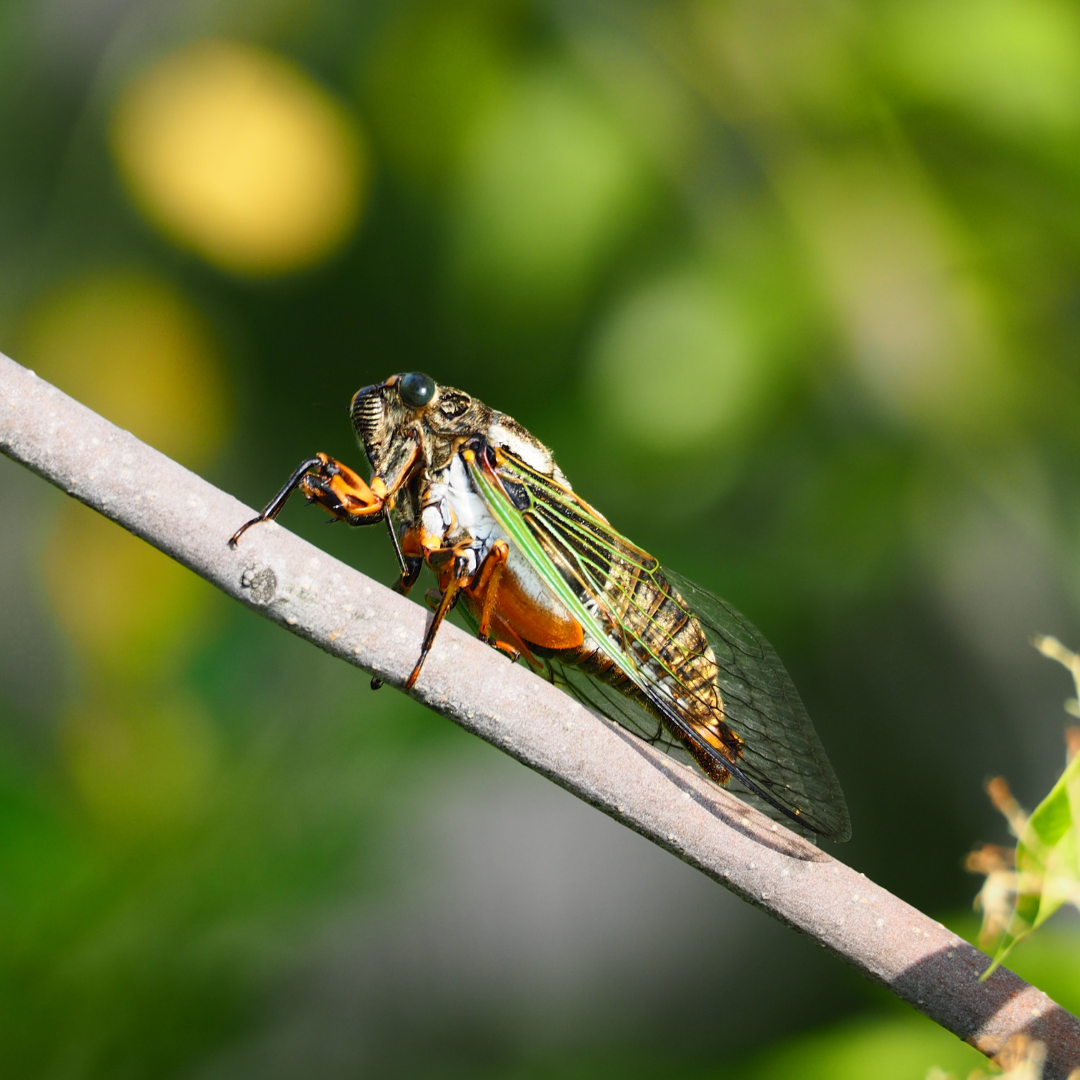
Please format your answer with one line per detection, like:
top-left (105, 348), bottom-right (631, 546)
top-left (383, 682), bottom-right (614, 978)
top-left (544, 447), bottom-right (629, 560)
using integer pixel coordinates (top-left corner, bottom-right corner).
top-left (3, 0), bottom-right (1080, 1076)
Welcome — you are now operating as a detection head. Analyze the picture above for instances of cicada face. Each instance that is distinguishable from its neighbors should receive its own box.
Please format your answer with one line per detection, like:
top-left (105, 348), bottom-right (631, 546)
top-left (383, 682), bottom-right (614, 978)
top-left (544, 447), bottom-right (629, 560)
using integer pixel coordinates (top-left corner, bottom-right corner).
top-left (350, 373), bottom-right (489, 477)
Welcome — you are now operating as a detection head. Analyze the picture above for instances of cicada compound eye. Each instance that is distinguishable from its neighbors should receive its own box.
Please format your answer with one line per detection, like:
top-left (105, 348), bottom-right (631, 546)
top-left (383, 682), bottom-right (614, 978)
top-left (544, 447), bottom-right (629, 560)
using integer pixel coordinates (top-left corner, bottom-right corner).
top-left (398, 372), bottom-right (436, 409)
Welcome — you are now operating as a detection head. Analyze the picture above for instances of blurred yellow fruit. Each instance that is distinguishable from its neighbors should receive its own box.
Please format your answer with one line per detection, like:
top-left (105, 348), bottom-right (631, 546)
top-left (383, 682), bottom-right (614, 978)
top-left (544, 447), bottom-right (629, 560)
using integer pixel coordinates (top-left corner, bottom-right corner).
top-left (21, 271), bottom-right (229, 467)
top-left (111, 39), bottom-right (365, 275)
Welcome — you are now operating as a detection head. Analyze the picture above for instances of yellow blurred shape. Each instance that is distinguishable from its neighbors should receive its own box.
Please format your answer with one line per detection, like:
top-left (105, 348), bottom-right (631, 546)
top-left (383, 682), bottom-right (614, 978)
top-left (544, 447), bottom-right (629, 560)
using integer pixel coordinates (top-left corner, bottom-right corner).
top-left (44, 502), bottom-right (211, 682)
top-left (111, 39), bottom-right (364, 275)
top-left (22, 272), bottom-right (228, 466)
top-left (588, 270), bottom-right (771, 452)
top-left (64, 695), bottom-right (218, 837)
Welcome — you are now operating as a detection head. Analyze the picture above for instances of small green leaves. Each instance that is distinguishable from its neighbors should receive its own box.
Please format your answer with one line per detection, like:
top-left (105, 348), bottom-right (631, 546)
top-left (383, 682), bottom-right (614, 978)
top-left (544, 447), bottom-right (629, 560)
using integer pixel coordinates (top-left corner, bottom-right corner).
top-left (970, 636), bottom-right (1080, 977)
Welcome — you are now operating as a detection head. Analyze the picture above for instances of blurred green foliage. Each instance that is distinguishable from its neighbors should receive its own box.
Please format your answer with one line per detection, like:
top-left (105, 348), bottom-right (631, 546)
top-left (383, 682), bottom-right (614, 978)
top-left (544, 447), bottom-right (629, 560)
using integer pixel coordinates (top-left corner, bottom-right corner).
top-left (3, 0), bottom-right (1080, 1075)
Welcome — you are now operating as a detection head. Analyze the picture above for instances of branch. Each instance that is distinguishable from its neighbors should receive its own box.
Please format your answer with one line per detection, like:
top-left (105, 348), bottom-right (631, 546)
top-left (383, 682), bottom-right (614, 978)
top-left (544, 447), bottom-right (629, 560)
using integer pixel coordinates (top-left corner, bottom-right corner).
top-left (2, 350), bottom-right (1078, 1074)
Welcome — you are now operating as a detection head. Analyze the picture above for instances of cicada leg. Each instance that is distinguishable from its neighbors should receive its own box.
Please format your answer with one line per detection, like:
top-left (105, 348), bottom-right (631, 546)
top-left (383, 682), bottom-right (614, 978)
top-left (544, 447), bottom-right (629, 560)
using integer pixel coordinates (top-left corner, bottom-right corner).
top-left (405, 543), bottom-right (524, 689)
top-left (406, 540), bottom-right (529, 688)
top-left (473, 540), bottom-right (506, 638)
top-left (471, 541), bottom-right (520, 664)
top-left (301, 457), bottom-right (388, 524)
top-left (394, 526), bottom-right (425, 597)
top-left (405, 545), bottom-right (472, 690)
top-left (229, 453), bottom-right (387, 546)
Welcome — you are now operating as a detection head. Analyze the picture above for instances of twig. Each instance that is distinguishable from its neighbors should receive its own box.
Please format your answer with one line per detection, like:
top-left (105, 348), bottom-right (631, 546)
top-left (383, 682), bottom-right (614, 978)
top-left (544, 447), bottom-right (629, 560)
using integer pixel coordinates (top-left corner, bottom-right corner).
top-left (2, 350), bottom-right (1079, 1075)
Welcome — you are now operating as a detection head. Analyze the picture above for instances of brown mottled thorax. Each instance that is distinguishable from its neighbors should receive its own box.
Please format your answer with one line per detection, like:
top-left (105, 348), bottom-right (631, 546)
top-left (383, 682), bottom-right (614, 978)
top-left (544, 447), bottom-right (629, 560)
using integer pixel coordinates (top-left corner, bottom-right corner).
top-left (350, 376), bottom-right (565, 531)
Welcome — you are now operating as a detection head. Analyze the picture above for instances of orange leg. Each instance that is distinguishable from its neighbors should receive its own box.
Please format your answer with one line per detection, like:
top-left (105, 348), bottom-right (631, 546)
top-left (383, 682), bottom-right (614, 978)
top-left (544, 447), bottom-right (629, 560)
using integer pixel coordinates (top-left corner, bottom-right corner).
top-left (298, 454), bottom-right (387, 523)
top-left (475, 540), bottom-right (507, 639)
top-left (407, 540), bottom-right (530, 688)
top-left (405, 542), bottom-right (480, 688)
top-left (471, 542), bottom-right (520, 663)
top-left (406, 573), bottom-right (465, 689)
top-left (230, 452), bottom-right (386, 546)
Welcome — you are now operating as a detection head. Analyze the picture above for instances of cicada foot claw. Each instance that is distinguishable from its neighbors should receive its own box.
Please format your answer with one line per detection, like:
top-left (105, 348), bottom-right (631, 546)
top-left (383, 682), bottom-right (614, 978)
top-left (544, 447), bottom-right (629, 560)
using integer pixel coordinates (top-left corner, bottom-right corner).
top-left (228, 516), bottom-right (263, 548)
top-left (392, 552), bottom-right (424, 597)
top-left (484, 637), bottom-right (519, 664)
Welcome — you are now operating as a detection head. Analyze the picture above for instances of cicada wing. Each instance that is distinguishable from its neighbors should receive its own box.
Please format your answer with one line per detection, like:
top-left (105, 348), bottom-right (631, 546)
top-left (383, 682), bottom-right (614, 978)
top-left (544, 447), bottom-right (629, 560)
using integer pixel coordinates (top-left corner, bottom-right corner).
top-left (466, 442), bottom-right (850, 842)
top-left (545, 657), bottom-right (824, 842)
top-left (546, 657), bottom-right (678, 751)
top-left (453, 591), bottom-right (793, 829)
top-left (662, 571), bottom-right (851, 843)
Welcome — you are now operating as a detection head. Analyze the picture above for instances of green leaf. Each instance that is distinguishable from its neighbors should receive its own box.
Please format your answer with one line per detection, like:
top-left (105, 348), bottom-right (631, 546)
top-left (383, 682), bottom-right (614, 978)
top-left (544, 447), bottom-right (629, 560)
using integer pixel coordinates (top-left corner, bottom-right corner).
top-left (984, 749), bottom-right (1080, 975)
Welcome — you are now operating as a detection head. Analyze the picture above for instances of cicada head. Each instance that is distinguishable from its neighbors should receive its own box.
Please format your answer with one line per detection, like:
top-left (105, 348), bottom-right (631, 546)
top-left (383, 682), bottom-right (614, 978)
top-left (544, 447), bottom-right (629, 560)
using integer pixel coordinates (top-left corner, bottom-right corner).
top-left (351, 376), bottom-right (413, 472)
top-left (351, 372), bottom-right (485, 474)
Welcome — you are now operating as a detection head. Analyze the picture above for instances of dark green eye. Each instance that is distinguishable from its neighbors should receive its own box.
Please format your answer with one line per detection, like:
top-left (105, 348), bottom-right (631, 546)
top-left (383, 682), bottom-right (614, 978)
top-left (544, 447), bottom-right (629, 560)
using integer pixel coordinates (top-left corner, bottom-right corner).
top-left (399, 372), bottom-right (436, 409)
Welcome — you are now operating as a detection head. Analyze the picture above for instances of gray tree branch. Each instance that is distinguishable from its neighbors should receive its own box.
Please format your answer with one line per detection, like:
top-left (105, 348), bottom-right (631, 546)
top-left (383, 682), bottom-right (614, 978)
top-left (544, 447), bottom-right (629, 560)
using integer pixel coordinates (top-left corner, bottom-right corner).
top-left (2, 350), bottom-right (1077, 1075)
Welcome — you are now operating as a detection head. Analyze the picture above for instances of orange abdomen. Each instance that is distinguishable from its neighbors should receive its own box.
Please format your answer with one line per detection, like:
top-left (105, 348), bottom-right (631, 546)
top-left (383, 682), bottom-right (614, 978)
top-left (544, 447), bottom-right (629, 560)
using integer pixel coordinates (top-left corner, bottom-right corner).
top-left (467, 563), bottom-right (584, 652)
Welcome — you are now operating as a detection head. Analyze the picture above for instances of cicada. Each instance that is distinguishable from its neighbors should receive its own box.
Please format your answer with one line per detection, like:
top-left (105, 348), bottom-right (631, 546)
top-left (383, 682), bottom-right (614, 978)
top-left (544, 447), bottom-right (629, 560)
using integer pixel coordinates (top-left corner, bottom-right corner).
top-left (230, 372), bottom-right (851, 842)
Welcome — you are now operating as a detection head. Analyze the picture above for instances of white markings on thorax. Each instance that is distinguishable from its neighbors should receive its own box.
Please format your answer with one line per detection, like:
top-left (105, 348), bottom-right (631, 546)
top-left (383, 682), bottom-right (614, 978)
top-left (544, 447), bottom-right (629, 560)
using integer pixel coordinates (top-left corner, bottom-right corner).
top-left (487, 414), bottom-right (572, 489)
top-left (423, 449), bottom-right (573, 623)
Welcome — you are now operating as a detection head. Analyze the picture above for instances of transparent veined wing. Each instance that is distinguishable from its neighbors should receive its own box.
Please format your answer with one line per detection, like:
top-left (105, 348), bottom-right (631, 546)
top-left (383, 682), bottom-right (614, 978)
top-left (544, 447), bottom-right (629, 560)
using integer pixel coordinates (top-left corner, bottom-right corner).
top-left (647, 570), bottom-right (849, 841)
top-left (463, 440), bottom-right (851, 842)
top-left (543, 591), bottom-right (850, 842)
top-left (547, 661), bottom-right (825, 841)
